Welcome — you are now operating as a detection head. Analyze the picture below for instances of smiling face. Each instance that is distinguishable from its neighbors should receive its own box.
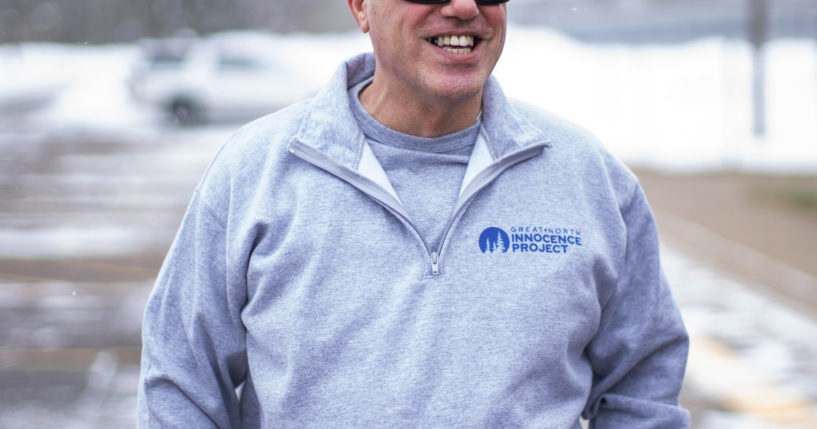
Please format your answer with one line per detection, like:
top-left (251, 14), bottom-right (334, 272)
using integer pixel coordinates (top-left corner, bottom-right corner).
top-left (349, 0), bottom-right (507, 110)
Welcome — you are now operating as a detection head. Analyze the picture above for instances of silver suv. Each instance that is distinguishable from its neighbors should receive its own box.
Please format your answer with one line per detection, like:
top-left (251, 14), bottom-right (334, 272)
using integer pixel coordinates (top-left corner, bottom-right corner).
top-left (128, 34), bottom-right (314, 124)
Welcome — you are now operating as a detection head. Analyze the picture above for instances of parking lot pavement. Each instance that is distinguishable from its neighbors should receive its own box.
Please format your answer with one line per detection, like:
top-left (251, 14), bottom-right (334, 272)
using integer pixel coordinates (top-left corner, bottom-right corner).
top-left (0, 125), bottom-right (229, 428)
top-left (1, 126), bottom-right (816, 428)
top-left (664, 246), bottom-right (817, 429)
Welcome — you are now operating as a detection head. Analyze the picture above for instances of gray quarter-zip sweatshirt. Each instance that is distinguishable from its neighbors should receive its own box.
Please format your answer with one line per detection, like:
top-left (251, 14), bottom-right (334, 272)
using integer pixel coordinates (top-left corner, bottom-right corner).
top-left (138, 52), bottom-right (689, 428)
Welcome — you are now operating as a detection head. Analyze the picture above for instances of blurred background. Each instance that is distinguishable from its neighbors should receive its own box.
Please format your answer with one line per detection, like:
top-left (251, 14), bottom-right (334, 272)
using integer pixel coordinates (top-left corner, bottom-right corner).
top-left (1, 0), bottom-right (816, 427)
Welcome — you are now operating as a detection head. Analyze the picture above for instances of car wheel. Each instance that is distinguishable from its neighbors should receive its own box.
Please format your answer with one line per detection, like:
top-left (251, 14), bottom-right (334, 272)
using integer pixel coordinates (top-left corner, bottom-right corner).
top-left (169, 99), bottom-right (201, 125)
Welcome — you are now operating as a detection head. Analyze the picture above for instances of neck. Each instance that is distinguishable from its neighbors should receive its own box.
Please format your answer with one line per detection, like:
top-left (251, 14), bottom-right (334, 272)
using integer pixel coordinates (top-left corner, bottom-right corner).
top-left (358, 79), bottom-right (483, 138)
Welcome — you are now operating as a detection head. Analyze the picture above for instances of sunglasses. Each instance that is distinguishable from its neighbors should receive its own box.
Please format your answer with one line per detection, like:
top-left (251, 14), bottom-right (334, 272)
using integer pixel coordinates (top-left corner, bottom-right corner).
top-left (405, 0), bottom-right (509, 4)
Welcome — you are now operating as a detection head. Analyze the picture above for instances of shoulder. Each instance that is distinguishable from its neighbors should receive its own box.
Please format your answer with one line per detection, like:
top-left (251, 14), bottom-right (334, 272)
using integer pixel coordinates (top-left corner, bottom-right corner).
top-left (194, 98), bottom-right (314, 204)
top-left (510, 99), bottom-right (608, 160)
top-left (221, 99), bottom-right (313, 165)
top-left (510, 99), bottom-right (642, 204)
top-left (217, 98), bottom-right (314, 169)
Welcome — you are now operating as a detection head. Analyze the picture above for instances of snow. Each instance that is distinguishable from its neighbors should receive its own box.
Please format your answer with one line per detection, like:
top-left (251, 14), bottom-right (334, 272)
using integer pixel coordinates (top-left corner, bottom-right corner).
top-left (2, 26), bottom-right (816, 173)
top-left (496, 28), bottom-right (817, 173)
top-left (0, 43), bottom-right (156, 131)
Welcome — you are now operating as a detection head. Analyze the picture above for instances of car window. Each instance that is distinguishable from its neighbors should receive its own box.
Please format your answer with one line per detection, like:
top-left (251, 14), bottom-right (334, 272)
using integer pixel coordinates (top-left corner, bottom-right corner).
top-left (140, 39), bottom-right (193, 70)
top-left (217, 54), bottom-right (266, 71)
top-left (148, 52), bottom-right (186, 70)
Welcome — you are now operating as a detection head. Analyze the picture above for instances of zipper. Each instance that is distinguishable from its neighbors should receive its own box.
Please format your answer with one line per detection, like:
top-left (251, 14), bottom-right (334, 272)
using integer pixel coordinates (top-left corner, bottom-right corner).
top-left (430, 252), bottom-right (440, 275)
top-left (290, 140), bottom-right (547, 276)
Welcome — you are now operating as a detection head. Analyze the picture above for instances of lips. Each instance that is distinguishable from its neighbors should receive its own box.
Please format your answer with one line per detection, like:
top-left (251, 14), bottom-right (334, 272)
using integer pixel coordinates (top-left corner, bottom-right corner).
top-left (426, 34), bottom-right (476, 55)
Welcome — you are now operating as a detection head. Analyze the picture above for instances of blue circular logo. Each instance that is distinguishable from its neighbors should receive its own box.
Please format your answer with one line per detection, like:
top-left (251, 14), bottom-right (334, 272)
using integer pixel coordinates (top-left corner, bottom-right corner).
top-left (479, 227), bottom-right (510, 254)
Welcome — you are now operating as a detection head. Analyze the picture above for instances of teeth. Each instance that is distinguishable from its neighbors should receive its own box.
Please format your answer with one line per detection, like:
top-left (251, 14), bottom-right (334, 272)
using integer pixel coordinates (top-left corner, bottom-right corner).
top-left (430, 35), bottom-right (475, 48)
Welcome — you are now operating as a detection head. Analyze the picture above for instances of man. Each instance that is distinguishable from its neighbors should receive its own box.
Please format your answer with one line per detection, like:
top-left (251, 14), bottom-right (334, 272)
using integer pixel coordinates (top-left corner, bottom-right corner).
top-left (138, 0), bottom-right (690, 427)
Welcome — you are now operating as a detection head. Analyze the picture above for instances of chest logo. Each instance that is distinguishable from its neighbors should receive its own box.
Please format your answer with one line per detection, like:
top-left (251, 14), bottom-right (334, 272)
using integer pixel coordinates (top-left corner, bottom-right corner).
top-left (479, 226), bottom-right (583, 254)
top-left (479, 227), bottom-right (510, 253)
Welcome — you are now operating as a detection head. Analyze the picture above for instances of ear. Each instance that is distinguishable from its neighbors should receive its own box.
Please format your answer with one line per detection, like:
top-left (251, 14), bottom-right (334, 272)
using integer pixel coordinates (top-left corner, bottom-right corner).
top-left (347, 0), bottom-right (370, 33)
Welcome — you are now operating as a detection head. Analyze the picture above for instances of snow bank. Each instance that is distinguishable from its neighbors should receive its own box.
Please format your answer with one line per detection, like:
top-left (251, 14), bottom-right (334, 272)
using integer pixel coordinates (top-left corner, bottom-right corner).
top-left (2, 26), bottom-right (816, 173)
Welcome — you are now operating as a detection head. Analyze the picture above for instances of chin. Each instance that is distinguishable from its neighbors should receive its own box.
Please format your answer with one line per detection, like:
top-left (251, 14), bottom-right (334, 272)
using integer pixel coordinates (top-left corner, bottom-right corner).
top-left (425, 74), bottom-right (487, 103)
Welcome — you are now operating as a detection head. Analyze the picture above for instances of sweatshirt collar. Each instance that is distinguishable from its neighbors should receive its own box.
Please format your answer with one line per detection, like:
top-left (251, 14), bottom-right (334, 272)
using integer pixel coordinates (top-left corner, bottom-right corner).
top-left (291, 52), bottom-right (550, 171)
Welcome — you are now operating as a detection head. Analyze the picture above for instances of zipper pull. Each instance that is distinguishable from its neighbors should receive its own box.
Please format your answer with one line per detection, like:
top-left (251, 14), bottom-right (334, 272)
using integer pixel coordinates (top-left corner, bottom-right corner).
top-left (431, 252), bottom-right (440, 276)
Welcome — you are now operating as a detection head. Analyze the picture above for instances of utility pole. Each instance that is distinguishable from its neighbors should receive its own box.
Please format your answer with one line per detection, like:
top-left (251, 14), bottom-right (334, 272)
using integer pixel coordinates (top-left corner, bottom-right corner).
top-left (748, 0), bottom-right (768, 137)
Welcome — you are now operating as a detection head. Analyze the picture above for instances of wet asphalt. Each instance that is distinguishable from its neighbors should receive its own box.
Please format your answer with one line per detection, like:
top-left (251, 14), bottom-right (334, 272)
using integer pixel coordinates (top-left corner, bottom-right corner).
top-left (0, 122), bottom-right (227, 427)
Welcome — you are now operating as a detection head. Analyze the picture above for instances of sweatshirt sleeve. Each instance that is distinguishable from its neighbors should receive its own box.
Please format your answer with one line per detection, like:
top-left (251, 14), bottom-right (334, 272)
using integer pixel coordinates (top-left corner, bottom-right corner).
top-left (138, 189), bottom-right (248, 428)
top-left (582, 181), bottom-right (690, 428)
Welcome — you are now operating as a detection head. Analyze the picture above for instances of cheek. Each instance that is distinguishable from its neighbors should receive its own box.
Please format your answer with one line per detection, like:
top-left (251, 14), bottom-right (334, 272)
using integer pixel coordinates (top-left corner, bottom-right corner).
top-left (493, 32), bottom-right (506, 60)
top-left (485, 7), bottom-right (508, 39)
top-left (487, 25), bottom-right (507, 60)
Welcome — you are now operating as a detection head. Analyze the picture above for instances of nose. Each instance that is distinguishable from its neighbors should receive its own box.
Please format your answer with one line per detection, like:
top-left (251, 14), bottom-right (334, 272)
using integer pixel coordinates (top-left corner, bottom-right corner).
top-left (441, 0), bottom-right (479, 20)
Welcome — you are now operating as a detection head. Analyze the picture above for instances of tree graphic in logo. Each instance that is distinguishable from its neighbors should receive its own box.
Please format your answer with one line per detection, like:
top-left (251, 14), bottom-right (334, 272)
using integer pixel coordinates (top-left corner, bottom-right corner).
top-left (479, 227), bottom-right (510, 254)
